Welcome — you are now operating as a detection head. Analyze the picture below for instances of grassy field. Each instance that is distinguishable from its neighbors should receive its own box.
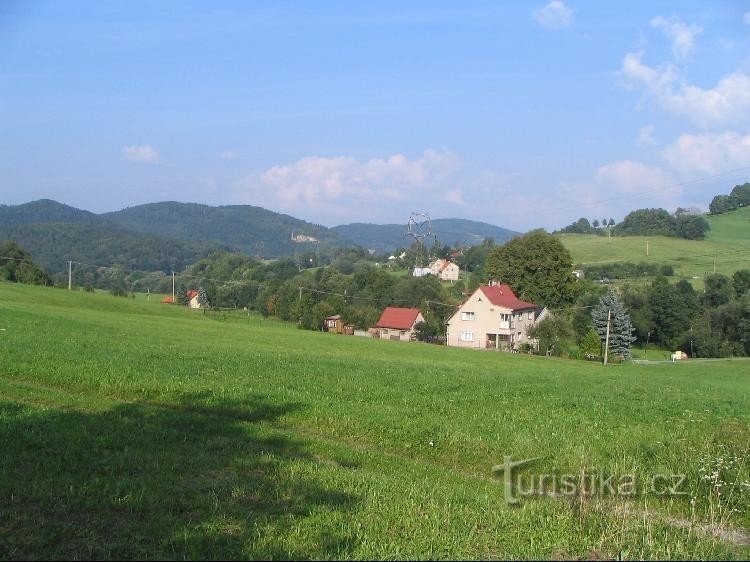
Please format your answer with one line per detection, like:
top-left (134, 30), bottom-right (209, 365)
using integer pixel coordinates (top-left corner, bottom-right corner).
top-left (558, 207), bottom-right (750, 280)
top-left (1, 283), bottom-right (749, 560)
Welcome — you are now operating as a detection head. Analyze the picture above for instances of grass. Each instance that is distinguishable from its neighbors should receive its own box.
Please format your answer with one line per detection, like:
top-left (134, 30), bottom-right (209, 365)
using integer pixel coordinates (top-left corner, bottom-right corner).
top-left (1, 282), bottom-right (749, 559)
top-left (557, 207), bottom-right (750, 280)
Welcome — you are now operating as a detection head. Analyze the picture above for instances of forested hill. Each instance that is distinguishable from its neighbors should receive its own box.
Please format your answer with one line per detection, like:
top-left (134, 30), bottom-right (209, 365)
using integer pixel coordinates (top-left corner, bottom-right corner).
top-left (0, 199), bottom-right (100, 226)
top-left (332, 219), bottom-right (519, 253)
top-left (102, 202), bottom-right (342, 256)
top-left (0, 222), bottom-right (220, 275)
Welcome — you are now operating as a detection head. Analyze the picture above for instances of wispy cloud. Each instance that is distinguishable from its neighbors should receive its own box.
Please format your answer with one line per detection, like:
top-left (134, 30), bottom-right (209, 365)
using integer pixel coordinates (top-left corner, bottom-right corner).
top-left (620, 51), bottom-right (750, 128)
top-left (532, 1), bottom-right (573, 29)
top-left (234, 150), bottom-right (462, 224)
top-left (650, 16), bottom-right (702, 59)
top-left (636, 125), bottom-right (656, 146)
top-left (219, 150), bottom-right (237, 160)
top-left (663, 131), bottom-right (750, 175)
top-left (122, 144), bottom-right (159, 164)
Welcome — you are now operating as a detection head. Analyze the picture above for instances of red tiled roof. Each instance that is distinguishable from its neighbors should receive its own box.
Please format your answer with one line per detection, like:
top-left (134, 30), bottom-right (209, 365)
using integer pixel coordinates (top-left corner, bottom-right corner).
top-left (479, 285), bottom-right (536, 310)
top-left (185, 290), bottom-right (198, 300)
top-left (375, 307), bottom-right (423, 330)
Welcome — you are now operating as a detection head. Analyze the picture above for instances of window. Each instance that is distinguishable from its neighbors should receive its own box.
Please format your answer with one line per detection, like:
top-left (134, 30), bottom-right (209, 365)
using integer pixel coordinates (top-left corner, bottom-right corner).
top-left (460, 331), bottom-right (475, 342)
top-left (528, 311), bottom-right (533, 320)
top-left (461, 311), bottom-right (475, 321)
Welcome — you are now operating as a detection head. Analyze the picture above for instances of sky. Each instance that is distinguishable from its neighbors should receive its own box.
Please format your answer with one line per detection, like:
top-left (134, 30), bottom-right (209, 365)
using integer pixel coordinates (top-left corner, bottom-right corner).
top-left (1, 1), bottom-right (750, 231)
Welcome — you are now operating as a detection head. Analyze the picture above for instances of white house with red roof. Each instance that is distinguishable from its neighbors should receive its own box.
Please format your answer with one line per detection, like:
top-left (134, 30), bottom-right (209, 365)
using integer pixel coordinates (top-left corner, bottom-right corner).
top-left (446, 284), bottom-right (544, 350)
top-left (429, 259), bottom-right (460, 281)
top-left (374, 307), bottom-right (425, 342)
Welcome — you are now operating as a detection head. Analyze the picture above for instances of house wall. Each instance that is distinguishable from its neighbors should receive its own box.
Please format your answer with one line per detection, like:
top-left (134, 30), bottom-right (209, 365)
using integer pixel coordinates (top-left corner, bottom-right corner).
top-left (188, 295), bottom-right (201, 309)
top-left (439, 263), bottom-right (460, 281)
top-left (378, 312), bottom-right (425, 341)
top-left (446, 289), bottom-right (536, 349)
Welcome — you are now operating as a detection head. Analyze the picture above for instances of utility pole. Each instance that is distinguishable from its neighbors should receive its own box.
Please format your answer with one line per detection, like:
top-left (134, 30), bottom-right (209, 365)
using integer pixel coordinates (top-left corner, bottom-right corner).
top-left (646, 241), bottom-right (649, 257)
top-left (298, 286), bottom-right (303, 326)
top-left (603, 309), bottom-right (611, 365)
top-left (68, 260), bottom-right (72, 290)
top-left (147, 288), bottom-right (150, 302)
top-left (172, 272), bottom-right (175, 302)
top-left (713, 255), bottom-right (717, 274)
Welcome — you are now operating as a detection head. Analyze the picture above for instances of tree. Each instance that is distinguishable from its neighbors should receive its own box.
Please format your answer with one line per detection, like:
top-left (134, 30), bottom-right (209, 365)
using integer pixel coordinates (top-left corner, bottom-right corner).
top-left (709, 195), bottom-right (735, 215)
top-left (728, 182), bottom-right (750, 208)
top-left (0, 241), bottom-right (52, 286)
top-left (675, 214), bottom-right (710, 240)
top-left (176, 283), bottom-right (188, 305)
top-left (702, 274), bottom-right (733, 308)
top-left (528, 315), bottom-right (574, 356)
top-left (733, 269), bottom-right (750, 297)
top-left (591, 288), bottom-right (636, 360)
top-left (197, 286), bottom-right (209, 308)
top-left (579, 328), bottom-right (602, 359)
top-left (614, 208), bottom-right (677, 237)
top-left (647, 276), bottom-right (698, 347)
top-left (485, 230), bottom-right (579, 308)
top-left (608, 218), bottom-right (615, 227)
top-left (592, 219), bottom-right (600, 228)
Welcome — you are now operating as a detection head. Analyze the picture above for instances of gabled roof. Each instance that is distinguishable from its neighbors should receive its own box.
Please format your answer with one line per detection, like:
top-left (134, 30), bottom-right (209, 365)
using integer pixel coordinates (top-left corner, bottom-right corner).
top-left (325, 314), bottom-right (342, 321)
top-left (375, 307), bottom-right (423, 330)
top-left (478, 284), bottom-right (536, 310)
top-left (186, 289), bottom-right (199, 300)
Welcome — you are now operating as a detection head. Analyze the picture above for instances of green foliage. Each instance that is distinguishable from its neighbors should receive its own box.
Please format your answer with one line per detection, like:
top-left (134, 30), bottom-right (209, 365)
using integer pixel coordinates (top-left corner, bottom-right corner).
top-left (733, 269), bottom-right (750, 297)
top-left (702, 274), bottom-right (734, 308)
top-left (579, 328), bottom-right (602, 359)
top-left (176, 284), bottom-right (188, 306)
top-left (557, 217), bottom-right (595, 234)
top-left (485, 230), bottom-right (578, 308)
top-left (197, 287), bottom-right (209, 308)
top-left (615, 208), bottom-right (676, 237)
top-left (647, 276), bottom-right (699, 348)
top-left (729, 182), bottom-right (750, 207)
top-left (527, 315), bottom-right (574, 357)
top-left (591, 288), bottom-right (636, 359)
top-left (709, 194), bottom-right (735, 215)
top-left (674, 213), bottom-right (710, 240)
top-left (0, 241), bottom-right (52, 286)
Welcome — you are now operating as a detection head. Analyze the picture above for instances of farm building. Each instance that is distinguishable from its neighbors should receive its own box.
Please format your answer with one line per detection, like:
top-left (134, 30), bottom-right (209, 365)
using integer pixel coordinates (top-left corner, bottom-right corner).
top-left (184, 289), bottom-right (208, 309)
top-left (446, 284), bottom-right (546, 351)
top-left (323, 315), bottom-right (354, 335)
top-left (374, 307), bottom-right (425, 342)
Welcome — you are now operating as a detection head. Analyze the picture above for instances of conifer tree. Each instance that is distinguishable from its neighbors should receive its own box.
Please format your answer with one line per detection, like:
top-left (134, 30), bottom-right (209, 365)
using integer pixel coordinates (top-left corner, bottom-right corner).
top-left (197, 286), bottom-right (209, 308)
top-left (591, 288), bottom-right (636, 360)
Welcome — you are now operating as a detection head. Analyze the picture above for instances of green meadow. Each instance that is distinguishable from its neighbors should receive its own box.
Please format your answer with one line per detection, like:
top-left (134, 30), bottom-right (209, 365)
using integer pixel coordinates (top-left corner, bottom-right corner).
top-left (558, 207), bottom-right (750, 280)
top-left (0, 283), bottom-right (748, 560)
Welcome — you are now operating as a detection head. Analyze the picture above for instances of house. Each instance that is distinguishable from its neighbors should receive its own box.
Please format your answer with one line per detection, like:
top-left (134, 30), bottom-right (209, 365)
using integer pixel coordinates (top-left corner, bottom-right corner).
top-left (184, 289), bottom-right (207, 309)
top-left (572, 269), bottom-right (585, 280)
top-left (374, 307), bottom-right (425, 341)
top-left (429, 259), bottom-right (460, 281)
top-left (412, 267), bottom-right (432, 277)
top-left (446, 284), bottom-right (545, 351)
top-left (323, 314), bottom-right (344, 334)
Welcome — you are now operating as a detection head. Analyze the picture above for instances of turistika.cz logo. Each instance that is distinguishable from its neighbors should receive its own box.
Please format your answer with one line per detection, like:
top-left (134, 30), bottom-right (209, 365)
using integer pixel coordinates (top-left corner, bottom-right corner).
top-left (492, 455), bottom-right (687, 505)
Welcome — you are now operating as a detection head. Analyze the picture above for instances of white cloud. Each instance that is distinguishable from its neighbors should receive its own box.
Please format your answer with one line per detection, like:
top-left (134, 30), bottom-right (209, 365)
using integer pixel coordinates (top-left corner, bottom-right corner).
top-left (122, 144), bottom-right (159, 164)
top-left (637, 125), bottom-right (656, 146)
top-left (532, 1), bottom-right (573, 29)
top-left (662, 131), bottom-right (750, 175)
top-left (220, 150), bottom-right (237, 160)
top-left (620, 51), bottom-right (750, 128)
top-left (236, 150), bottom-right (461, 223)
top-left (650, 16), bottom-right (702, 59)
top-left (595, 160), bottom-right (675, 196)
top-left (444, 188), bottom-right (467, 206)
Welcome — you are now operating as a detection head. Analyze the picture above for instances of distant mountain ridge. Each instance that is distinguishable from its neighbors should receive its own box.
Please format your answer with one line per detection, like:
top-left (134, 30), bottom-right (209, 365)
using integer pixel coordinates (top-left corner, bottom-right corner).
top-left (0, 199), bottom-right (521, 274)
top-left (102, 201), bottom-right (341, 257)
top-left (332, 219), bottom-right (519, 253)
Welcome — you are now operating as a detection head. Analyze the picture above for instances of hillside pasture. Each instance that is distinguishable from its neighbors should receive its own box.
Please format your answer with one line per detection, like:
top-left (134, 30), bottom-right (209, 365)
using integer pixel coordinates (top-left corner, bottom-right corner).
top-left (558, 207), bottom-right (750, 280)
top-left (0, 283), bottom-right (748, 559)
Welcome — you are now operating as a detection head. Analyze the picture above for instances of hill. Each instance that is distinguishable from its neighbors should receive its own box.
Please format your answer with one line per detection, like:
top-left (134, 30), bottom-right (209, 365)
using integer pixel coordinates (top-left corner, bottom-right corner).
top-left (102, 201), bottom-right (342, 257)
top-left (557, 206), bottom-right (750, 279)
top-left (0, 282), bottom-right (747, 559)
top-left (332, 218), bottom-right (519, 253)
top-left (0, 222), bottom-right (219, 275)
top-left (0, 198), bottom-right (100, 226)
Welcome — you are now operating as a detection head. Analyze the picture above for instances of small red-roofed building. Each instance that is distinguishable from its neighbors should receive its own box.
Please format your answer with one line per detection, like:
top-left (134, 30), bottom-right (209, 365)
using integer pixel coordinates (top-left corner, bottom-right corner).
top-left (374, 307), bottom-right (425, 342)
top-left (446, 284), bottom-right (546, 351)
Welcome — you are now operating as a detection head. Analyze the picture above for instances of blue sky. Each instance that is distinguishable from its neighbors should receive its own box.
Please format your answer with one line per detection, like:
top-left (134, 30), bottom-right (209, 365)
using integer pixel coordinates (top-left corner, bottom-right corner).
top-left (2, 1), bottom-right (749, 230)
